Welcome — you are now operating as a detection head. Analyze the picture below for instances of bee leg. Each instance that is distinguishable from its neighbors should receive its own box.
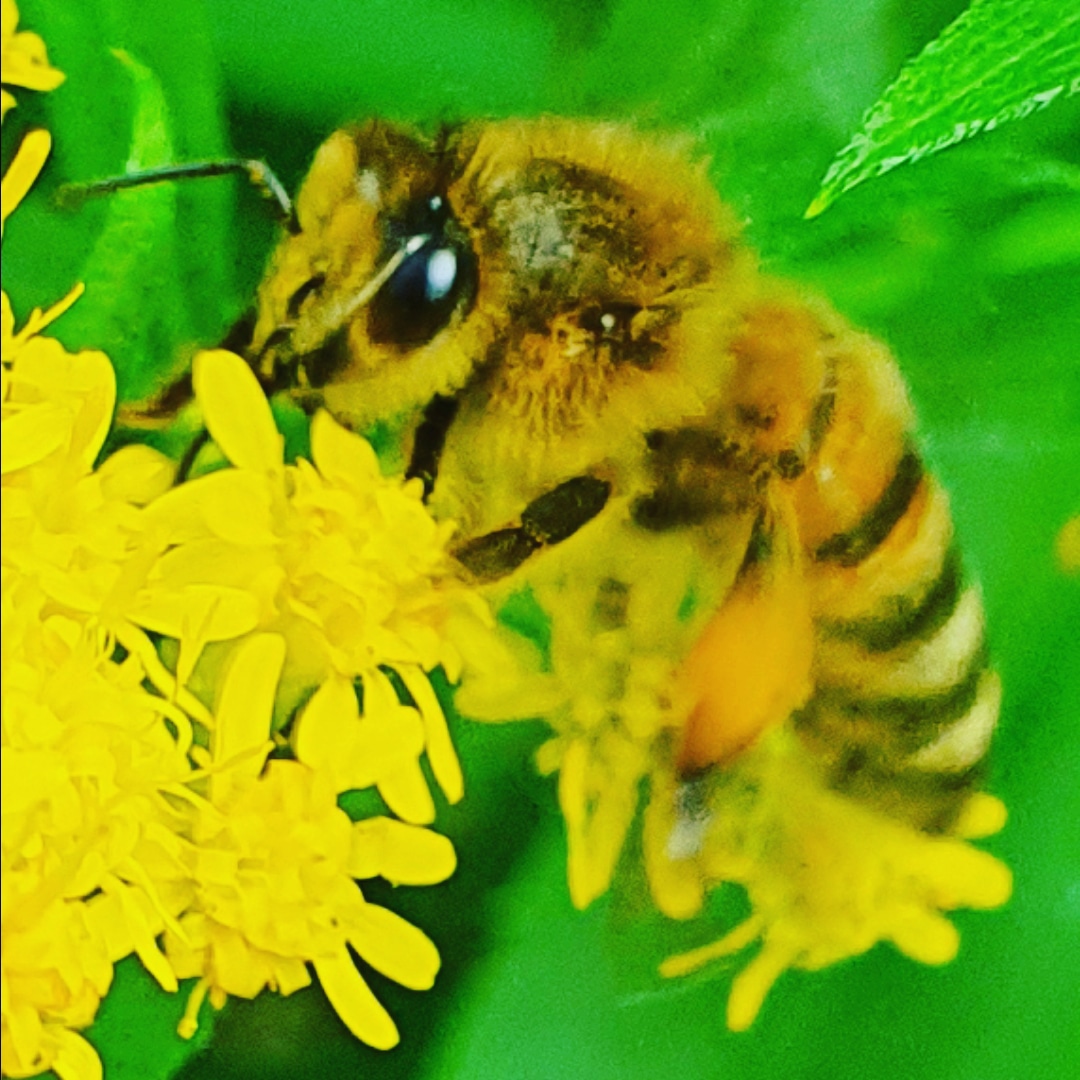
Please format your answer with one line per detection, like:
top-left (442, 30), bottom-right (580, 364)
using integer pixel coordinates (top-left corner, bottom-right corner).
top-left (452, 475), bottom-right (612, 582)
top-left (406, 395), bottom-right (460, 500)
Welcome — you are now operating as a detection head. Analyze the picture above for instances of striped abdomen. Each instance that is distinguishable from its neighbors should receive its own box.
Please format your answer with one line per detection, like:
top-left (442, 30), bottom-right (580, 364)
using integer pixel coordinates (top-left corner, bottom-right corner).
top-left (671, 302), bottom-right (998, 833)
top-left (790, 322), bottom-right (997, 830)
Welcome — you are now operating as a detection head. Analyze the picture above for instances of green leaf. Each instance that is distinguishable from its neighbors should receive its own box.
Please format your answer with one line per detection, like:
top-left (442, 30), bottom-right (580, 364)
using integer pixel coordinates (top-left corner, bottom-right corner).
top-left (8, 0), bottom-right (241, 403)
top-left (54, 47), bottom-right (186, 401)
top-left (65, 959), bottom-right (215, 1080)
top-left (807, 0), bottom-right (1080, 216)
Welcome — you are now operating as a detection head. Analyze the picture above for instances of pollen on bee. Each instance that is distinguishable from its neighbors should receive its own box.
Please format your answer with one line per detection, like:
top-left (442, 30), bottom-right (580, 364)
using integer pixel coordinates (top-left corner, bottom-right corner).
top-left (356, 168), bottom-right (381, 205)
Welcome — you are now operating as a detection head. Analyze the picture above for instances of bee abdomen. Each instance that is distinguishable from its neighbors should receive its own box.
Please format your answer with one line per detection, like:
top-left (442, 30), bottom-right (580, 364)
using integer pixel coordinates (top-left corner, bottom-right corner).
top-left (812, 445), bottom-right (924, 566)
top-left (790, 348), bottom-right (999, 830)
top-left (818, 546), bottom-right (964, 653)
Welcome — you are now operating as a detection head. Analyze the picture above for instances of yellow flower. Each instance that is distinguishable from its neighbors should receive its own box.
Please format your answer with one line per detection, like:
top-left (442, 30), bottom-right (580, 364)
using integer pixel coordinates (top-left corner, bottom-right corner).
top-left (646, 726), bottom-right (1012, 1030)
top-left (5, 187), bottom-right (472, 1068)
top-left (3, 130), bottom-right (216, 1080)
top-left (2, 258), bottom-right (197, 1077)
top-left (141, 349), bottom-right (491, 821)
top-left (539, 724), bottom-right (651, 911)
top-left (169, 760), bottom-right (453, 1050)
top-left (4, 18), bottom-right (470, 1071)
top-left (2, 615), bottom-right (195, 1080)
top-left (1, 0), bottom-right (64, 121)
top-left (3, 238), bottom-right (204, 1074)
top-left (162, 634), bottom-right (456, 1051)
top-left (2, 126), bottom-right (52, 237)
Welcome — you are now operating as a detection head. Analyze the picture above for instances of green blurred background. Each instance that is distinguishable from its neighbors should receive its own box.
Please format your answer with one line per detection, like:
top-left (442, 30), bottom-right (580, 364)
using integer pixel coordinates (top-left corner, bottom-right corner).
top-left (4, 1), bottom-right (1078, 1077)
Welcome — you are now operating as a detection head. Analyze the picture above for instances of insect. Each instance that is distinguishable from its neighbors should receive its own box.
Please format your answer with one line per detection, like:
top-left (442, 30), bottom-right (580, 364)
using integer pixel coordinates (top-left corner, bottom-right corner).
top-left (133, 117), bottom-right (1002, 918)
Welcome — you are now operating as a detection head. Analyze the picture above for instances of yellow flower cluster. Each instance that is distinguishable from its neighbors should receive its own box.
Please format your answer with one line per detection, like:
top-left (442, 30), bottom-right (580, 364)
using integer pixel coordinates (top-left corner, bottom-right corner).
top-left (646, 728), bottom-right (1012, 1029)
top-left (2, 32), bottom-right (491, 1075)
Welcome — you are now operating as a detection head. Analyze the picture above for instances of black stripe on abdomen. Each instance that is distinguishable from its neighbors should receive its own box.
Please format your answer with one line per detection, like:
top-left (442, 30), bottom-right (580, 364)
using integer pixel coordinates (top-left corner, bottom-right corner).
top-left (814, 447), bottom-right (923, 566)
top-left (821, 546), bottom-right (964, 653)
top-left (813, 644), bottom-right (988, 755)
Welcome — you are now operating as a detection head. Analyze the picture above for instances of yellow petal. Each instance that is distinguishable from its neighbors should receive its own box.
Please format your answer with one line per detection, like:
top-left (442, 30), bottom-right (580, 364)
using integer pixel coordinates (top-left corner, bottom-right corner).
top-left (192, 349), bottom-right (282, 475)
top-left (50, 1029), bottom-right (103, 1080)
top-left (347, 903), bottom-right (441, 990)
top-left (103, 881), bottom-right (178, 992)
top-left (213, 925), bottom-right (271, 998)
top-left (0, 402), bottom-right (67, 471)
top-left (2, 288), bottom-right (14, 339)
top-left (295, 668), bottom-right (428, 795)
top-left (535, 736), bottom-right (564, 776)
top-left (395, 664), bottom-right (463, 803)
top-left (143, 470), bottom-right (266, 543)
top-left (889, 909), bottom-right (960, 965)
top-left (71, 352), bottom-right (118, 468)
top-left (175, 588), bottom-right (229, 685)
top-left (642, 781), bottom-right (706, 920)
top-left (294, 676), bottom-right (364, 788)
top-left (451, 627), bottom-right (561, 721)
top-left (314, 949), bottom-right (399, 1050)
top-left (4, 751), bottom-right (66, 818)
top-left (348, 817), bottom-right (456, 884)
top-left (97, 443), bottom-right (176, 504)
top-left (2, 7), bottom-right (65, 95)
top-left (127, 584), bottom-right (259, 643)
top-left (560, 733), bottom-right (645, 909)
top-left (3, 999), bottom-right (43, 1072)
top-left (962, 853), bottom-right (1013, 910)
top-left (201, 470), bottom-right (278, 544)
top-left (310, 408), bottom-right (380, 487)
top-left (558, 738), bottom-right (588, 834)
top-left (952, 792), bottom-right (1008, 839)
top-left (363, 666), bottom-right (402, 715)
top-left (726, 939), bottom-right (797, 1032)
top-left (659, 916), bottom-right (765, 979)
top-left (211, 633), bottom-right (285, 802)
top-left (378, 757), bottom-right (436, 825)
top-left (270, 956), bottom-right (311, 996)
top-left (1, 128), bottom-right (51, 235)
top-left (12, 281), bottom-right (84, 342)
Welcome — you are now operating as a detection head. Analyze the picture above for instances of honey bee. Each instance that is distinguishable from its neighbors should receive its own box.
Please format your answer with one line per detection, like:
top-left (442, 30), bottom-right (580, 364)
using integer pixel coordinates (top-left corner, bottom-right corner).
top-left (175, 118), bottom-right (1003, 909)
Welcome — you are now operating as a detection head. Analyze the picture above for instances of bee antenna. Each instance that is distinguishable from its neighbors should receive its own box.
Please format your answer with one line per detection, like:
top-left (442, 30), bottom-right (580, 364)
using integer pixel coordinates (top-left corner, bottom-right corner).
top-left (55, 158), bottom-right (299, 234)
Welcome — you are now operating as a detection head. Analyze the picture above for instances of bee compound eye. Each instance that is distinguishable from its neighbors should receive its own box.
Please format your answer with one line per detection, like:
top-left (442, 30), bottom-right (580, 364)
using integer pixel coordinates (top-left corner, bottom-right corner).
top-left (368, 209), bottom-right (477, 348)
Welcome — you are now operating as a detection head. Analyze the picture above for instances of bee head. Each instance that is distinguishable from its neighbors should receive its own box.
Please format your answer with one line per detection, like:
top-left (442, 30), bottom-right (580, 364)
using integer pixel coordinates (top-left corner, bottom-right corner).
top-left (247, 121), bottom-right (481, 416)
top-left (248, 118), bottom-right (752, 439)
